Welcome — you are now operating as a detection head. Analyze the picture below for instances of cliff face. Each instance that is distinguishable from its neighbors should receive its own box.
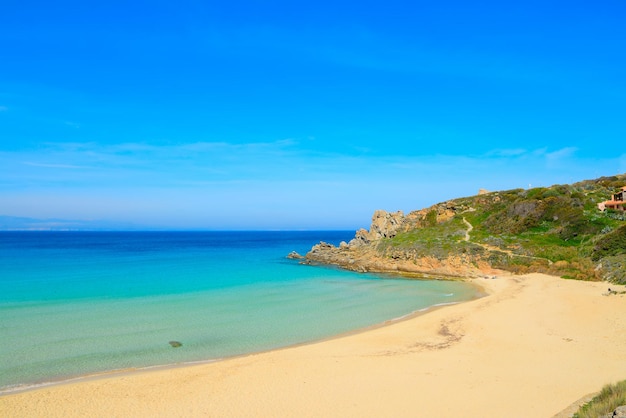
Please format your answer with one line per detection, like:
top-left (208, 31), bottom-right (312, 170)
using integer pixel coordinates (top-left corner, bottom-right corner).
top-left (303, 175), bottom-right (626, 283)
top-left (351, 210), bottom-right (404, 245)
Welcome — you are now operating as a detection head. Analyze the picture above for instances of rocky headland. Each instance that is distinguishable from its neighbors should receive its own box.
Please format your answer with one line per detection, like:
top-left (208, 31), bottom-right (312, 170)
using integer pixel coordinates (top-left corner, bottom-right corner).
top-left (302, 174), bottom-right (626, 283)
top-left (303, 207), bottom-right (504, 278)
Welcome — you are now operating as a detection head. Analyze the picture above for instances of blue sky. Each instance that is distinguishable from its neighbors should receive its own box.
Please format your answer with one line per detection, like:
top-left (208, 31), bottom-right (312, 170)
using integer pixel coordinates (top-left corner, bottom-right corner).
top-left (1, 0), bottom-right (625, 229)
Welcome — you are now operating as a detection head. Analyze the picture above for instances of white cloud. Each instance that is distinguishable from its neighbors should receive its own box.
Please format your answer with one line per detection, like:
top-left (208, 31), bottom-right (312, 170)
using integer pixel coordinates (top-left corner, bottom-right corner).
top-left (2, 140), bottom-right (623, 228)
top-left (63, 121), bottom-right (80, 129)
top-left (544, 147), bottom-right (578, 170)
top-left (484, 147), bottom-right (580, 164)
top-left (545, 147), bottom-right (577, 161)
top-left (22, 161), bottom-right (91, 169)
top-left (3, 140), bottom-right (311, 189)
top-left (485, 148), bottom-right (527, 157)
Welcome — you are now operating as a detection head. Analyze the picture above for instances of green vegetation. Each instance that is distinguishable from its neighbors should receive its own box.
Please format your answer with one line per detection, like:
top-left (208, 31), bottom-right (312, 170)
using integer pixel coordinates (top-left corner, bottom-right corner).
top-left (378, 216), bottom-right (482, 261)
top-left (424, 209), bottom-right (438, 227)
top-left (573, 380), bottom-right (626, 418)
top-left (592, 225), bottom-right (626, 261)
top-left (379, 175), bottom-right (626, 282)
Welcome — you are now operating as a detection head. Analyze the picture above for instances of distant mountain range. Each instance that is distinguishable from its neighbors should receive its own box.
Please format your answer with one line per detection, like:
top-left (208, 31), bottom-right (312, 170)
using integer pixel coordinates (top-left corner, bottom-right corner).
top-left (0, 215), bottom-right (139, 231)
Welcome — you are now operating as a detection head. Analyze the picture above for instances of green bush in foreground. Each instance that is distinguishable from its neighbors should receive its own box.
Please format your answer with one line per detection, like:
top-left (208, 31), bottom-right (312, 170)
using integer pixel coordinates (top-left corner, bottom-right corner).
top-left (573, 379), bottom-right (626, 418)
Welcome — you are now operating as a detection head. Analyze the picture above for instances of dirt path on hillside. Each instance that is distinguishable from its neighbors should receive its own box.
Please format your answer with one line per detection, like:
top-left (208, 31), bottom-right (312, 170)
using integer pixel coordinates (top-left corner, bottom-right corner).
top-left (462, 216), bottom-right (553, 265)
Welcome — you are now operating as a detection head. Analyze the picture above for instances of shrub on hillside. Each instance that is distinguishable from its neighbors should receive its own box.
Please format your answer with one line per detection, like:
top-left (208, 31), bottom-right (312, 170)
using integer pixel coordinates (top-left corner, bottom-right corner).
top-left (592, 225), bottom-right (626, 261)
top-left (597, 255), bottom-right (626, 284)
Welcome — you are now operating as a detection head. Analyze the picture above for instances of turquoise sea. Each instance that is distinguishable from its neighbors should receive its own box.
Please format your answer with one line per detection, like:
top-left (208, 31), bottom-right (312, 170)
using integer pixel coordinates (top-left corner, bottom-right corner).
top-left (0, 231), bottom-right (479, 392)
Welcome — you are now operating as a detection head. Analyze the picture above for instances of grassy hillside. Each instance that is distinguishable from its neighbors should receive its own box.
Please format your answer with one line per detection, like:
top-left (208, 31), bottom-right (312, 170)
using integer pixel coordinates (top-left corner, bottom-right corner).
top-left (378, 175), bottom-right (626, 283)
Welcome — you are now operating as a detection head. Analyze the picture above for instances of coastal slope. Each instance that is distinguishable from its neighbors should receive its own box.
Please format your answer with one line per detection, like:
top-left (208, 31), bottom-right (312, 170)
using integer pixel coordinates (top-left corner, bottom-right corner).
top-left (305, 174), bottom-right (626, 283)
top-left (2, 274), bottom-right (625, 417)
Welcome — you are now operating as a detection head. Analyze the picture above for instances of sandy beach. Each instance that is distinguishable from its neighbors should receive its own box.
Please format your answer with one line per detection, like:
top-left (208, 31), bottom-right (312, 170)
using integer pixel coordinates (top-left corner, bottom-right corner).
top-left (2, 273), bottom-right (625, 417)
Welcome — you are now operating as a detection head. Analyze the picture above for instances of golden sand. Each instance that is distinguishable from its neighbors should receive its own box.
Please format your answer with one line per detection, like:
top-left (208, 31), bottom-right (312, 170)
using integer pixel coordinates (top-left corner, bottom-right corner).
top-left (2, 273), bottom-right (625, 417)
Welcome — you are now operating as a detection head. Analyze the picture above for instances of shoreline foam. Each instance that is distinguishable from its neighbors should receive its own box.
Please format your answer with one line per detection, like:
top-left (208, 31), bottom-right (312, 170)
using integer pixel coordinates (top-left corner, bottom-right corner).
top-left (2, 273), bottom-right (625, 417)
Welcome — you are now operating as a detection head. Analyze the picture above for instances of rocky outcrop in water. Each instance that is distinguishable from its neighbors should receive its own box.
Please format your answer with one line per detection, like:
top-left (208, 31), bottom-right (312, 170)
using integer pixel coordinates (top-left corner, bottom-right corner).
top-left (287, 251), bottom-right (304, 259)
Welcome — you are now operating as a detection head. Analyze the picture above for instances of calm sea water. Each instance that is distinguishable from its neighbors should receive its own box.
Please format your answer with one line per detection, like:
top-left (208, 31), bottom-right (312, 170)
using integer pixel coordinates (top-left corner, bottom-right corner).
top-left (0, 231), bottom-right (478, 391)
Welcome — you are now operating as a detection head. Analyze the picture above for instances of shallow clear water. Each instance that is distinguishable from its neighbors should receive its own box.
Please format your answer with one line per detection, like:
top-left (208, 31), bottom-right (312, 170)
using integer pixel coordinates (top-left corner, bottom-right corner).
top-left (0, 231), bottom-right (478, 390)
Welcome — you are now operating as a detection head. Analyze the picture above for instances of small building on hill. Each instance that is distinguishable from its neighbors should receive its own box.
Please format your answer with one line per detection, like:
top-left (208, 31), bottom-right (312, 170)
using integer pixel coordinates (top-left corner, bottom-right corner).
top-left (598, 186), bottom-right (626, 211)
